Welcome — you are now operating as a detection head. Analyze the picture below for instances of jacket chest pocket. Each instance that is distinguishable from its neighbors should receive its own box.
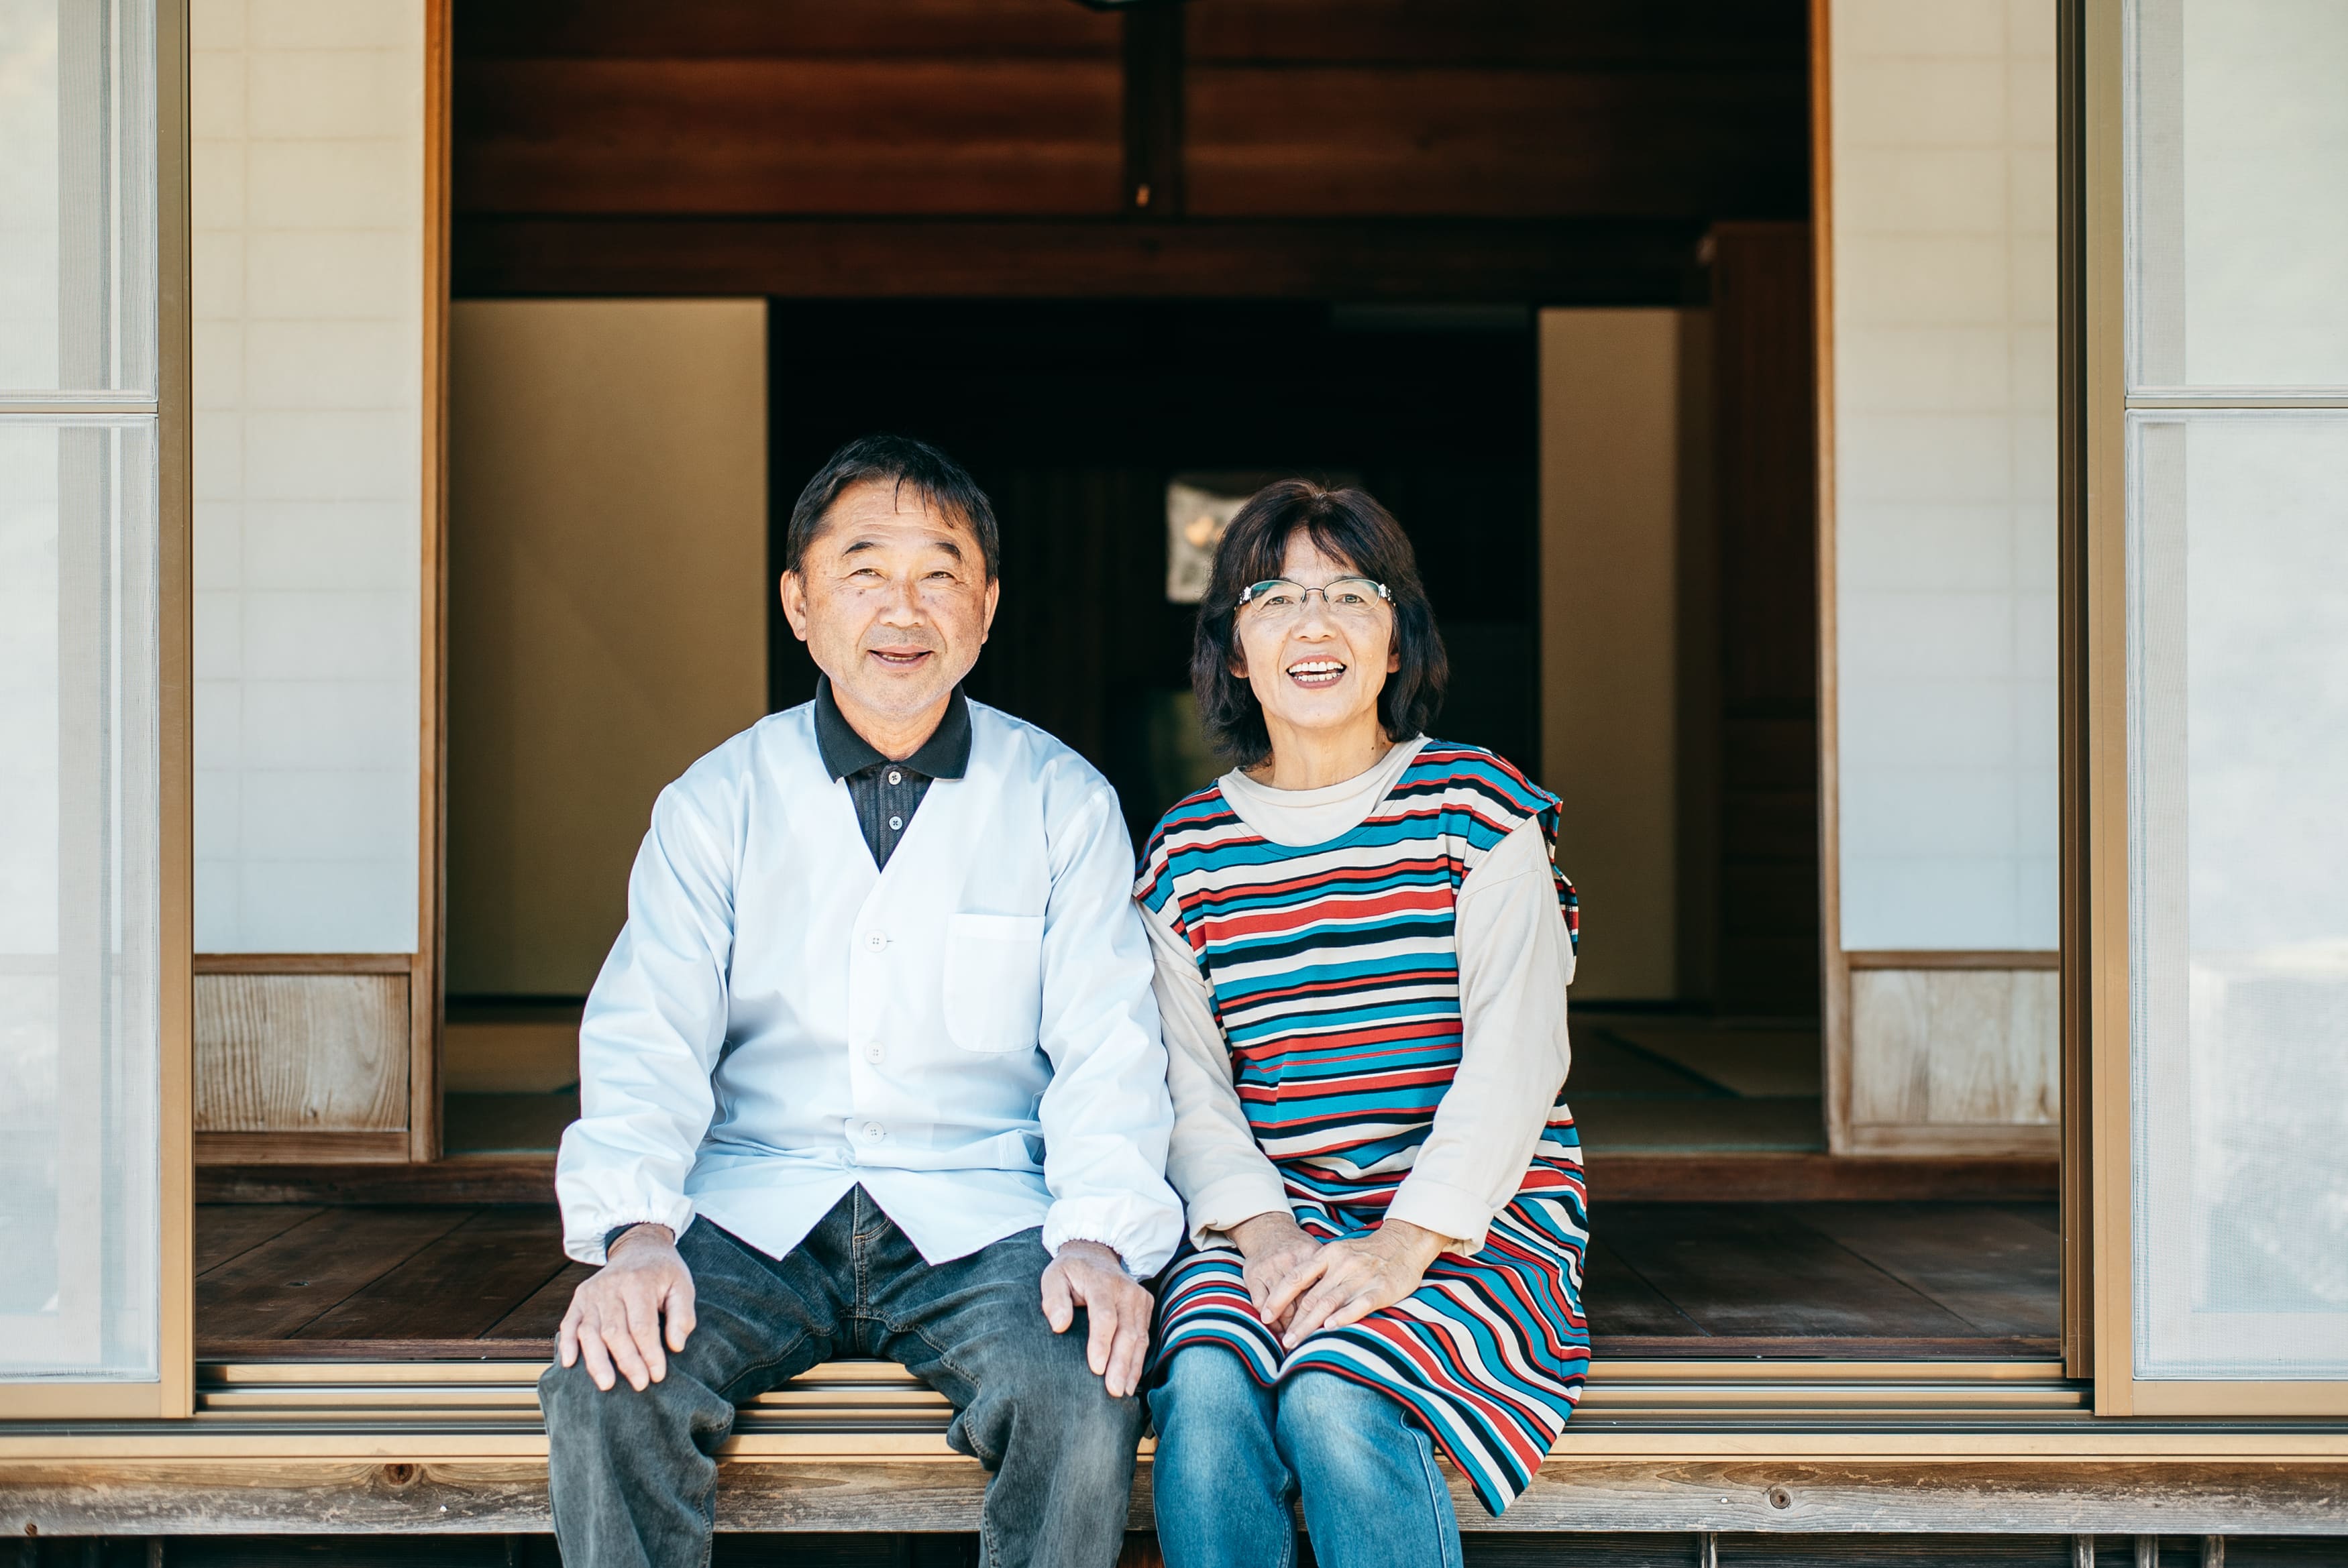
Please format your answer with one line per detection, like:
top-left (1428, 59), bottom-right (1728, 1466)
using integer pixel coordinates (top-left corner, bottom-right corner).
top-left (942, 912), bottom-right (1047, 1053)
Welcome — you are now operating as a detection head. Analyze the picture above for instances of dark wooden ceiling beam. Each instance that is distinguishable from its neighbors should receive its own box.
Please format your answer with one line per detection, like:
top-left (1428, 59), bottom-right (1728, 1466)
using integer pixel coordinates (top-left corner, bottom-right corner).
top-left (1121, 4), bottom-right (1185, 219)
top-left (451, 216), bottom-right (1711, 302)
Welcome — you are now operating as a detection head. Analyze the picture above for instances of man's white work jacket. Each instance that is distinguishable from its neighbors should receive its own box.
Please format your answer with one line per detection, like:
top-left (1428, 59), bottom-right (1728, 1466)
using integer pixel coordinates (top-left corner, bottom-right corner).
top-left (555, 697), bottom-right (1183, 1277)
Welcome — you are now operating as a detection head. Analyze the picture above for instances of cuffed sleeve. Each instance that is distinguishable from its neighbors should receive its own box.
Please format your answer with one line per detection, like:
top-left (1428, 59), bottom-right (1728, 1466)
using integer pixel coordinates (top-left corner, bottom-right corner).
top-left (1142, 898), bottom-right (1293, 1250)
top-left (555, 775), bottom-right (739, 1265)
top-left (1389, 815), bottom-right (1576, 1255)
top-left (1034, 784), bottom-right (1185, 1279)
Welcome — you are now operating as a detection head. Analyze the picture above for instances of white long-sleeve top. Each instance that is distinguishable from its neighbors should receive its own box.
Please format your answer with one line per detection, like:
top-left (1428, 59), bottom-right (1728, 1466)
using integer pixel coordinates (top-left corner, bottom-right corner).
top-left (555, 698), bottom-right (1183, 1277)
top-left (1142, 738), bottom-right (1576, 1253)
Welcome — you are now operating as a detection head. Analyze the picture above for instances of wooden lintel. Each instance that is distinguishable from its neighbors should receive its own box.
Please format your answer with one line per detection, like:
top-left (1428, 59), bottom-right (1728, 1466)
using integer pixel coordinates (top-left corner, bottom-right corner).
top-left (197, 1156), bottom-right (555, 1204)
top-left (451, 217), bottom-right (1713, 302)
top-left (2, 1459), bottom-right (2343, 1538)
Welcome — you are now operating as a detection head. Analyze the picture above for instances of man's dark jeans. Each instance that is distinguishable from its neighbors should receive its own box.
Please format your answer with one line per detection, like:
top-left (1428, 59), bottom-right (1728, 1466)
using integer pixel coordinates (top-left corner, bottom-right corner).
top-left (539, 1188), bottom-right (1144, 1568)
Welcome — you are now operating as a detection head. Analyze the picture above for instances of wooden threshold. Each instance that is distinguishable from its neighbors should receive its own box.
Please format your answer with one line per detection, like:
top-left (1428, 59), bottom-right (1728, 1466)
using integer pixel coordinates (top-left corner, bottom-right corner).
top-left (193, 1152), bottom-right (2057, 1206)
top-left (197, 1131), bottom-right (413, 1166)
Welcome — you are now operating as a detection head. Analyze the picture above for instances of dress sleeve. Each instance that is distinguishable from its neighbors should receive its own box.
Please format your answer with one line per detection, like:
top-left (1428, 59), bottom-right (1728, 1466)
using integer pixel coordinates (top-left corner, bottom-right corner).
top-left (1141, 896), bottom-right (1293, 1250)
top-left (1385, 814), bottom-right (1576, 1255)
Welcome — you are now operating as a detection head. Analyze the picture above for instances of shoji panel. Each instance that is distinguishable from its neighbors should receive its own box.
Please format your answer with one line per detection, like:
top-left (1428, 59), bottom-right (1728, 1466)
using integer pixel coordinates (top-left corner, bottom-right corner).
top-left (1824, 0), bottom-right (2059, 1153)
top-left (191, 0), bottom-right (425, 956)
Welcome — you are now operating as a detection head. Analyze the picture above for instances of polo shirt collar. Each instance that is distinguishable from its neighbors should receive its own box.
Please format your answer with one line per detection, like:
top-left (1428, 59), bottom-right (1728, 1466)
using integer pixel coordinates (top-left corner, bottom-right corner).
top-left (814, 676), bottom-right (972, 782)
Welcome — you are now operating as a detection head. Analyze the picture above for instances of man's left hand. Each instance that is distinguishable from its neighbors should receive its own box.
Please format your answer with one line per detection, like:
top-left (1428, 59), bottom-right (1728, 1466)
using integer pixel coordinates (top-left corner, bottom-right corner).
top-left (1040, 1240), bottom-right (1153, 1399)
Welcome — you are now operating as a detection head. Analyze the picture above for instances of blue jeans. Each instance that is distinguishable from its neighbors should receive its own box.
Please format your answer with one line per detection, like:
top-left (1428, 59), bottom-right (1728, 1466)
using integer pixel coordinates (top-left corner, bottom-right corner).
top-left (540, 1189), bottom-right (1143, 1568)
top-left (1147, 1345), bottom-right (1464, 1568)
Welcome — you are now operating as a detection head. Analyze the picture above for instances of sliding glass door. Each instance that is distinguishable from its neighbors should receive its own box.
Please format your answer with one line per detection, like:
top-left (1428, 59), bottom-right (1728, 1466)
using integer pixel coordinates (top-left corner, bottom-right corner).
top-left (0, 0), bottom-right (191, 1416)
top-left (2088, 0), bottom-right (2348, 1414)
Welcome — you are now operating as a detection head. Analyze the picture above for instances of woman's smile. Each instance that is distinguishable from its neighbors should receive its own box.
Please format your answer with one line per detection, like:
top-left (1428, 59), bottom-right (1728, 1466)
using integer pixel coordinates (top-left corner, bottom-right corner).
top-left (1285, 657), bottom-right (1347, 688)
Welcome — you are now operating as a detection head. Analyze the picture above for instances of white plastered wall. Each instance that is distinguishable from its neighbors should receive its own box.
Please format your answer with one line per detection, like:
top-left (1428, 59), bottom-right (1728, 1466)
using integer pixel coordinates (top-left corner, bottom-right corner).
top-left (190, 0), bottom-right (425, 954)
top-left (1540, 310), bottom-right (1703, 1003)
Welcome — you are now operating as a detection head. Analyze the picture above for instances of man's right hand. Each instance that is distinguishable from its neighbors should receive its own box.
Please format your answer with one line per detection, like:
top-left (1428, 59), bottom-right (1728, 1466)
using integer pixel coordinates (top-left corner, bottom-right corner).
top-left (558, 1224), bottom-right (697, 1392)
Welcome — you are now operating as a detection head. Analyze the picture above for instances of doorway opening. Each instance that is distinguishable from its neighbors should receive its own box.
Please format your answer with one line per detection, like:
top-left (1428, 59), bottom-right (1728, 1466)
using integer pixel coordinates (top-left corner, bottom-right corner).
top-left (193, 275), bottom-right (2055, 1366)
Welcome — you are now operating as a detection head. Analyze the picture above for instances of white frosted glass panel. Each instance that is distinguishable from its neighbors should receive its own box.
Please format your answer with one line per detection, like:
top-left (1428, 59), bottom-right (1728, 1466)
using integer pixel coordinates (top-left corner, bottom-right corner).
top-left (2129, 0), bottom-right (2348, 390)
top-left (2129, 412), bottom-right (2348, 1380)
top-left (0, 418), bottom-right (161, 1380)
top-left (1830, 0), bottom-right (2060, 951)
top-left (189, 0), bottom-right (423, 953)
top-left (0, 0), bottom-right (156, 397)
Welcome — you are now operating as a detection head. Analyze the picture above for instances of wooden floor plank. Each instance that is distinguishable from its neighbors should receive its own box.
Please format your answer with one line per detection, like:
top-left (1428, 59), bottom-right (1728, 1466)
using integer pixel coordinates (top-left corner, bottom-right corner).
top-left (198, 1207), bottom-right (478, 1344)
top-left (1782, 1202), bottom-right (2061, 1338)
top-left (195, 1204), bottom-right (323, 1277)
top-left (490, 1258), bottom-right (594, 1339)
top-left (1597, 1203), bottom-right (1981, 1339)
top-left (295, 1206), bottom-right (570, 1342)
top-left (191, 1201), bottom-right (2062, 1352)
top-left (1581, 1237), bottom-right (1707, 1337)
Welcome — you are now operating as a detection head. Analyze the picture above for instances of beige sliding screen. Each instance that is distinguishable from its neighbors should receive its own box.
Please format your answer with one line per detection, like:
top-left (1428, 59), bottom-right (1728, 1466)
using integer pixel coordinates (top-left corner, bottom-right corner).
top-left (2086, 0), bottom-right (2348, 1416)
top-left (0, 0), bottom-right (194, 1418)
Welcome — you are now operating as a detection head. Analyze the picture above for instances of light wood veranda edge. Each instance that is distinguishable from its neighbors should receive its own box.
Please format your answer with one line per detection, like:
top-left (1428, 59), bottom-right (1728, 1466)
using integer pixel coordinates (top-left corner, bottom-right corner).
top-left (0, 1457), bottom-right (2343, 1537)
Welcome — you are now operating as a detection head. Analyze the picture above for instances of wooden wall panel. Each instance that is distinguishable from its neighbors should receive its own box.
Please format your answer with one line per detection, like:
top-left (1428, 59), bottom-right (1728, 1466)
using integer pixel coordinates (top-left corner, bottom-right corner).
top-left (1711, 222), bottom-right (1821, 1015)
top-left (1187, 0), bottom-right (1807, 68)
top-left (1848, 968), bottom-right (2060, 1157)
top-left (457, 59), bottom-right (1123, 217)
top-left (194, 974), bottom-right (411, 1134)
top-left (456, 0), bottom-right (1121, 60)
top-left (1183, 67), bottom-right (1807, 219)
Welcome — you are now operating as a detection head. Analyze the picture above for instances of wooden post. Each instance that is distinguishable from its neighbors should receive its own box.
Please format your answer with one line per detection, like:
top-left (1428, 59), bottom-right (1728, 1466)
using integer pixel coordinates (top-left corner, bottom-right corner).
top-left (2074, 1538), bottom-right (2096, 1567)
top-left (1697, 1533), bottom-right (1719, 1568)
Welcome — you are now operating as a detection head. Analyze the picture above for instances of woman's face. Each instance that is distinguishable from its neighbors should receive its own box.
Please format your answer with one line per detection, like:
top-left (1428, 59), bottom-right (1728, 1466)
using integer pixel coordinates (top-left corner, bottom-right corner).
top-left (1232, 533), bottom-right (1401, 753)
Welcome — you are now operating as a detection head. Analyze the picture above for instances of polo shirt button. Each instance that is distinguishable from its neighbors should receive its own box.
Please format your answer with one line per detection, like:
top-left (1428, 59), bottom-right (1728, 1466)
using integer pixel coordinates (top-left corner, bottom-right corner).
top-left (863, 931), bottom-right (886, 952)
top-left (888, 770), bottom-right (902, 785)
top-left (861, 1121), bottom-right (885, 1141)
top-left (887, 815), bottom-right (902, 831)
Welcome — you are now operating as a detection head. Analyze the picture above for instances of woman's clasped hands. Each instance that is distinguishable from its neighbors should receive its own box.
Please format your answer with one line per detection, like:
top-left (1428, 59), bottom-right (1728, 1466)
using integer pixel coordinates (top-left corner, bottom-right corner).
top-left (1227, 1210), bottom-right (1451, 1349)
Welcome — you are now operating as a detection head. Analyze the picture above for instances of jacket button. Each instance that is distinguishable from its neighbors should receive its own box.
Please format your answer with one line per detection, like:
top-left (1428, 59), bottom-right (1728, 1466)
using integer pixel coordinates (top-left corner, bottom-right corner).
top-left (863, 931), bottom-right (886, 952)
top-left (861, 1121), bottom-right (885, 1141)
top-left (863, 1044), bottom-right (884, 1064)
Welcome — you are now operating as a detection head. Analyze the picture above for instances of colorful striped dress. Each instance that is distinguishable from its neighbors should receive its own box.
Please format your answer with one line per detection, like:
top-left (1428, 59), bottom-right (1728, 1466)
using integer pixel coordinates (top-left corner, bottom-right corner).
top-left (1136, 740), bottom-right (1589, 1515)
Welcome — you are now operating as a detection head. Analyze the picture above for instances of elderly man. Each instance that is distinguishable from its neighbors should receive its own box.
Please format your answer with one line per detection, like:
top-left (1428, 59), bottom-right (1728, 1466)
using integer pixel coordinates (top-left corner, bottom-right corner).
top-left (539, 434), bottom-right (1180, 1567)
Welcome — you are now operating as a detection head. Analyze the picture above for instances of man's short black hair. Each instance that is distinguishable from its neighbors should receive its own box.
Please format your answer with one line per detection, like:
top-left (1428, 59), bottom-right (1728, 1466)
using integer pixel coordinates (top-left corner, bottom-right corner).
top-left (784, 434), bottom-right (1001, 581)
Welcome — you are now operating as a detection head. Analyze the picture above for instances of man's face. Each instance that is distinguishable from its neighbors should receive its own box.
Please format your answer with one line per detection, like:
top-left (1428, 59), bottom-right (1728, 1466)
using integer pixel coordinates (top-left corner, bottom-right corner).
top-left (779, 478), bottom-right (999, 726)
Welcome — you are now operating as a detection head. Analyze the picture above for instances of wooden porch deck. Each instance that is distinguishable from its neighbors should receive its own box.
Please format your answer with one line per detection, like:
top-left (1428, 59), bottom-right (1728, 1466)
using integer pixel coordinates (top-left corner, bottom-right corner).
top-left (197, 1200), bottom-right (2060, 1361)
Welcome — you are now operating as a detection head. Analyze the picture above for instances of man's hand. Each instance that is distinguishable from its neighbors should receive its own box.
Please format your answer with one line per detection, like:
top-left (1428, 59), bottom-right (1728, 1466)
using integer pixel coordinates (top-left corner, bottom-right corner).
top-left (558, 1224), bottom-right (697, 1393)
top-left (1264, 1219), bottom-right (1448, 1349)
top-left (1226, 1211), bottom-right (1322, 1333)
top-left (1039, 1240), bottom-right (1152, 1400)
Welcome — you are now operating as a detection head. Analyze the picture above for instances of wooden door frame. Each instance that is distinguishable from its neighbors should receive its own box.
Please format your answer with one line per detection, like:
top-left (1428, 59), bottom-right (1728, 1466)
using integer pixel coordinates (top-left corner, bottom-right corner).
top-left (414, 0), bottom-right (453, 1162)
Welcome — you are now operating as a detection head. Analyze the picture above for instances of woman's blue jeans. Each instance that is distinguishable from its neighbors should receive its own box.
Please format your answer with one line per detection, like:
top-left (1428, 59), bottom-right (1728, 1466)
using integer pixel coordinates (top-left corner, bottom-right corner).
top-left (1147, 1345), bottom-right (1464, 1568)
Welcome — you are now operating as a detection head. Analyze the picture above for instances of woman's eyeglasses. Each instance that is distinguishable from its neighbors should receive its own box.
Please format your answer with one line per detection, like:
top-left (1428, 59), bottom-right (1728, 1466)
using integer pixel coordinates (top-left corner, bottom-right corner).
top-left (1236, 577), bottom-right (1391, 624)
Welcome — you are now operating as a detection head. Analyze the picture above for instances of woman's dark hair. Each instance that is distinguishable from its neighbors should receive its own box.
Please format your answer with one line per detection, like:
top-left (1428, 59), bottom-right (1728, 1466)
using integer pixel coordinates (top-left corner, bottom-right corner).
top-left (785, 433), bottom-right (1000, 581)
top-left (1192, 480), bottom-right (1448, 767)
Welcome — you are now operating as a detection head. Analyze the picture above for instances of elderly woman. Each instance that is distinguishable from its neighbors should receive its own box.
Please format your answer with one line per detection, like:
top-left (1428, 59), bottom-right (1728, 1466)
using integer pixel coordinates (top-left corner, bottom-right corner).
top-left (1135, 481), bottom-right (1587, 1568)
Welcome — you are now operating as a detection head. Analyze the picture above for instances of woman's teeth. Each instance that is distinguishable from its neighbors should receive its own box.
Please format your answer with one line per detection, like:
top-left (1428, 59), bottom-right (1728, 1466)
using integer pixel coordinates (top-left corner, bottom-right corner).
top-left (1287, 661), bottom-right (1345, 687)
